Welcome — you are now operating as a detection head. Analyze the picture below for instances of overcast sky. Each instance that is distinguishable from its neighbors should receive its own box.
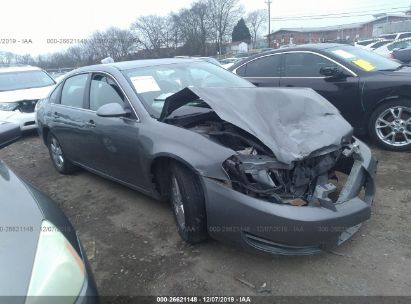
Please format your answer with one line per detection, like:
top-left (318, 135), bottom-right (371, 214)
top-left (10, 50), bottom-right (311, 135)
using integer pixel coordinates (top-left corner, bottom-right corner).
top-left (0, 0), bottom-right (410, 55)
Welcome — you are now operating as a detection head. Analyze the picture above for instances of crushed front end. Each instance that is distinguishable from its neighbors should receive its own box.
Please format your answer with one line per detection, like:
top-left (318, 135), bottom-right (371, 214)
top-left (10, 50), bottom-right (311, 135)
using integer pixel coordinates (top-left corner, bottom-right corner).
top-left (161, 87), bottom-right (378, 255)
top-left (203, 137), bottom-right (377, 255)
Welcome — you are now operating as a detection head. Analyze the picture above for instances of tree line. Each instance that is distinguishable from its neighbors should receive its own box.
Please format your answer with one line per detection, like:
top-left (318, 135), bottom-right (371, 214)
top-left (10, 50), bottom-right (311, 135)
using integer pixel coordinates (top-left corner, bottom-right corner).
top-left (1, 0), bottom-right (267, 69)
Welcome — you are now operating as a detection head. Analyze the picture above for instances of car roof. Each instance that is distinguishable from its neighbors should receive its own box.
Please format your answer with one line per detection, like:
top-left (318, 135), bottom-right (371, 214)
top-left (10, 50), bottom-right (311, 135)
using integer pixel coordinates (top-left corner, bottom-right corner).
top-left (259, 43), bottom-right (349, 54)
top-left (229, 43), bottom-right (359, 71)
top-left (386, 37), bottom-right (411, 44)
top-left (0, 65), bottom-right (42, 73)
top-left (75, 58), bottom-right (200, 73)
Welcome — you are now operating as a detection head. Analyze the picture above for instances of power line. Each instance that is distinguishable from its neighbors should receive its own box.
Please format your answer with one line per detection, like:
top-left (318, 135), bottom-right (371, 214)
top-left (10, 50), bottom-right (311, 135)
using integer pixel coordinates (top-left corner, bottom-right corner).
top-left (269, 1), bottom-right (410, 19)
top-left (271, 7), bottom-right (409, 21)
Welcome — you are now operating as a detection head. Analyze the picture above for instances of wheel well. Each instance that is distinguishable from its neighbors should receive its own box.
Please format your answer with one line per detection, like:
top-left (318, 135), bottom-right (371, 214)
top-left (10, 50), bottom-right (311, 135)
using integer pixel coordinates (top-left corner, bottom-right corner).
top-left (42, 127), bottom-right (50, 145)
top-left (150, 156), bottom-right (197, 200)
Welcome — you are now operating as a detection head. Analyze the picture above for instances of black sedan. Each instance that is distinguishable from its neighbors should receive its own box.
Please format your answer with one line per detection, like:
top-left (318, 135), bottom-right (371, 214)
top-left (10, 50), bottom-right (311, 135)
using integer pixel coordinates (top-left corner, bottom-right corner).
top-left (36, 59), bottom-right (377, 255)
top-left (0, 122), bottom-right (97, 302)
top-left (230, 43), bottom-right (411, 151)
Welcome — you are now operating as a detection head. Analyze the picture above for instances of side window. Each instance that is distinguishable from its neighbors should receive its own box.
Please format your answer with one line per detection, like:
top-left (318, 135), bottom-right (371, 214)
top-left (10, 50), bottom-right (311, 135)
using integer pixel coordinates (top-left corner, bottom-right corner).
top-left (89, 74), bottom-right (125, 111)
top-left (235, 65), bottom-right (246, 76)
top-left (243, 55), bottom-right (281, 77)
top-left (284, 53), bottom-right (338, 77)
top-left (60, 74), bottom-right (88, 108)
top-left (49, 83), bottom-right (62, 104)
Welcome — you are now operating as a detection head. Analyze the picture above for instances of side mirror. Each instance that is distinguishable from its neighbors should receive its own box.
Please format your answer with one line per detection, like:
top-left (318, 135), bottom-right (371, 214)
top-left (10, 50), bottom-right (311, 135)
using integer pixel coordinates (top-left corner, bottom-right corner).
top-left (0, 122), bottom-right (21, 149)
top-left (320, 66), bottom-right (345, 78)
top-left (96, 103), bottom-right (130, 118)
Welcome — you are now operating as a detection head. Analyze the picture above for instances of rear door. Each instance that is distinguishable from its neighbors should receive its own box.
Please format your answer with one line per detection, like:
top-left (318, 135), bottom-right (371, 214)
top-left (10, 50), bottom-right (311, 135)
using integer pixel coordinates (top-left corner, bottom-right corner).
top-left (279, 51), bottom-right (362, 126)
top-left (50, 73), bottom-right (91, 164)
top-left (234, 53), bottom-right (282, 87)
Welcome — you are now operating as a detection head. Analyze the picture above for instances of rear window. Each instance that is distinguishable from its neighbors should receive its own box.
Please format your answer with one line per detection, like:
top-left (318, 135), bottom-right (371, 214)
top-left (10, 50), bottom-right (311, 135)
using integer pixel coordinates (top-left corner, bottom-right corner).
top-left (0, 70), bottom-right (55, 91)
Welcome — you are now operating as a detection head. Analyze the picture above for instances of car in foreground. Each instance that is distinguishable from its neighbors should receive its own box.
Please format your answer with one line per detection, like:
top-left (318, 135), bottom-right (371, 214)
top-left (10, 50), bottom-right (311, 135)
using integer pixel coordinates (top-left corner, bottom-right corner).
top-left (0, 122), bottom-right (97, 301)
top-left (230, 43), bottom-right (411, 151)
top-left (0, 65), bottom-right (55, 131)
top-left (36, 59), bottom-right (377, 255)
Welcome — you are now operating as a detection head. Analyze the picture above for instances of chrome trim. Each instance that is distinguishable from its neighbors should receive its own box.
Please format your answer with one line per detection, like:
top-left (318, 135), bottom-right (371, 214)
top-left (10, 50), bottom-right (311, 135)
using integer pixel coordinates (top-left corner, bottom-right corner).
top-left (54, 103), bottom-right (95, 113)
top-left (58, 70), bottom-right (141, 122)
top-left (232, 53), bottom-right (281, 75)
top-left (233, 50), bottom-right (358, 77)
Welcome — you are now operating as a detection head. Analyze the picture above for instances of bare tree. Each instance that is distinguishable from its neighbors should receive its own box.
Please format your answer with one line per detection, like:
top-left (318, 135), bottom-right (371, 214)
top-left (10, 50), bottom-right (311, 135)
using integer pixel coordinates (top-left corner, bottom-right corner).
top-left (173, 1), bottom-right (211, 55)
top-left (130, 15), bottom-right (170, 56)
top-left (207, 0), bottom-right (244, 54)
top-left (246, 9), bottom-right (267, 48)
top-left (103, 27), bottom-right (137, 60)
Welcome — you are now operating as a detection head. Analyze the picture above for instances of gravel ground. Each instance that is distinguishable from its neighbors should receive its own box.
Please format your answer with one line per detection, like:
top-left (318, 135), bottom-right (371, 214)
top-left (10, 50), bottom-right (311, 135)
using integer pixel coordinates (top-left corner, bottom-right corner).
top-left (0, 132), bottom-right (410, 297)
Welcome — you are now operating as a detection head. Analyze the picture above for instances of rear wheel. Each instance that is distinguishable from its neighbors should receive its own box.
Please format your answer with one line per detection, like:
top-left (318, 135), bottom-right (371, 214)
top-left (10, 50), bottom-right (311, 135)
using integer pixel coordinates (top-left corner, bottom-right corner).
top-left (369, 100), bottom-right (411, 151)
top-left (169, 163), bottom-right (208, 244)
top-left (47, 133), bottom-right (77, 174)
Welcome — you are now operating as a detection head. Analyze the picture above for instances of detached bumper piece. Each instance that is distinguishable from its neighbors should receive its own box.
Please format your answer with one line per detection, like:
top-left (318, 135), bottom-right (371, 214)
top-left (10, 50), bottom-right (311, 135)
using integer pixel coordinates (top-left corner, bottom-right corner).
top-left (204, 140), bottom-right (377, 256)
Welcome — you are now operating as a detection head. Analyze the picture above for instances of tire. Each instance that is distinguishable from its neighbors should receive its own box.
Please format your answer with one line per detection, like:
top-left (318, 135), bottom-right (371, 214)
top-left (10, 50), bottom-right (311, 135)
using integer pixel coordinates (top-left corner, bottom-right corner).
top-left (169, 162), bottom-right (208, 244)
top-left (47, 133), bottom-right (77, 174)
top-left (368, 100), bottom-right (411, 151)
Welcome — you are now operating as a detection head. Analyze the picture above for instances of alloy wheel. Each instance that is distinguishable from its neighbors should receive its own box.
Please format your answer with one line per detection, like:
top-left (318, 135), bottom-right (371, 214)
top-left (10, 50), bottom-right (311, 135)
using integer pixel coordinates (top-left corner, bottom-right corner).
top-left (375, 106), bottom-right (411, 147)
top-left (50, 137), bottom-right (64, 169)
top-left (171, 176), bottom-right (185, 229)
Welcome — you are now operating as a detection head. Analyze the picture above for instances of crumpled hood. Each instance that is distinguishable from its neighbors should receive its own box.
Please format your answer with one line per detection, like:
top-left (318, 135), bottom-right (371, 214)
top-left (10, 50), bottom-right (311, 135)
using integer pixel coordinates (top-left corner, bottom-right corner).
top-left (160, 87), bottom-right (353, 164)
top-left (0, 85), bottom-right (54, 103)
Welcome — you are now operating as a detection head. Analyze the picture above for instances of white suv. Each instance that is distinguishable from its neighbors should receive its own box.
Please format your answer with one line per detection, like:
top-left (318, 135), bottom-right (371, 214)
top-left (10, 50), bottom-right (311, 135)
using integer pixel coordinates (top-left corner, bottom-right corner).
top-left (0, 65), bottom-right (55, 130)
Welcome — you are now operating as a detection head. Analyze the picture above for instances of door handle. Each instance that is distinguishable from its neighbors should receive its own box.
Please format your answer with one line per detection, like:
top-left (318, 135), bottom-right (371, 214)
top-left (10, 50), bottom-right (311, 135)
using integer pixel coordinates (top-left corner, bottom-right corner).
top-left (86, 120), bottom-right (96, 127)
top-left (285, 85), bottom-right (295, 87)
top-left (52, 111), bottom-right (60, 118)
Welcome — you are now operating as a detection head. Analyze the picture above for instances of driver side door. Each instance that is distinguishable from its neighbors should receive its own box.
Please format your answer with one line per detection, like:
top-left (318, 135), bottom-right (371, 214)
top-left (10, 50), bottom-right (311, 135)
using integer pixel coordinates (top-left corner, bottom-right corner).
top-left (82, 73), bottom-right (146, 189)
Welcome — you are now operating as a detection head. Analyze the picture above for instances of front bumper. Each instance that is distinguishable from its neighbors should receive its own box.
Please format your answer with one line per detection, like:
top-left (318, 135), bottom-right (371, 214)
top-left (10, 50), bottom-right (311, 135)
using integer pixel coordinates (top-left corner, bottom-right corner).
top-left (0, 111), bottom-right (37, 131)
top-left (203, 141), bottom-right (377, 256)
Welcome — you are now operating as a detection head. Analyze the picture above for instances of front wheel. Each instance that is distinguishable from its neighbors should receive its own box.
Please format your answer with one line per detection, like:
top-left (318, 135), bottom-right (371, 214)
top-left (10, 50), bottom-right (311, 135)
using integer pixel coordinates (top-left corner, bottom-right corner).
top-left (369, 100), bottom-right (411, 151)
top-left (169, 163), bottom-right (208, 244)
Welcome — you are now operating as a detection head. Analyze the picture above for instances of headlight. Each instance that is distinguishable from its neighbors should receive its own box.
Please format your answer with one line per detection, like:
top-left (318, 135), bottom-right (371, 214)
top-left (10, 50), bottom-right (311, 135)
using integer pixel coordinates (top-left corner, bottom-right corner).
top-left (26, 221), bottom-right (85, 302)
top-left (0, 102), bottom-right (19, 111)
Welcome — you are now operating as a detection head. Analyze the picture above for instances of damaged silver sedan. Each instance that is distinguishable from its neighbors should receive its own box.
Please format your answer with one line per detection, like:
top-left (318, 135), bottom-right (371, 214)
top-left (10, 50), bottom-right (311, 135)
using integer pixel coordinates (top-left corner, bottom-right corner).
top-left (36, 59), bottom-right (377, 255)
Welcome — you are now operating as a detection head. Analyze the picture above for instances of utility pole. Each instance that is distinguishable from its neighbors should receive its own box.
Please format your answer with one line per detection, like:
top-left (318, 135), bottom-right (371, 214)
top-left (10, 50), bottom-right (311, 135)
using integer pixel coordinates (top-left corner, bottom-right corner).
top-left (266, 0), bottom-right (272, 47)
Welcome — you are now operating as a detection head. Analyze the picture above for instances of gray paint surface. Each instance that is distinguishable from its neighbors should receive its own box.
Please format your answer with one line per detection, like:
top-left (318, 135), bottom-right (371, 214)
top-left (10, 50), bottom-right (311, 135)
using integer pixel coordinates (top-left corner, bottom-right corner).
top-left (0, 161), bottom-right (41, 298)
top-left (161, 87), bottom-right (353, 164)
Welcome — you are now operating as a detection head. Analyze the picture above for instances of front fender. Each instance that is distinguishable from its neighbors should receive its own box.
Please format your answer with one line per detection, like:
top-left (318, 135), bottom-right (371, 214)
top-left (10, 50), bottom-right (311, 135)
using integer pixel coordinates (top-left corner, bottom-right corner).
top-left (142, 120), bottom-right (235, 181)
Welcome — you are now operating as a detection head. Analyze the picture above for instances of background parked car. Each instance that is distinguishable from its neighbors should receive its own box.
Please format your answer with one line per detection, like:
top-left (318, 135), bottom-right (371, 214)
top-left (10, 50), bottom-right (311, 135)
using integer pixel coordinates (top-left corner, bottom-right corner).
top-left (230, 43), bottom-right (411, 151)
top-left (0, 122), bottom-right (97, 301)
top-left (363, 39), bottom-right (393, 51)
top-left (378, 31), bottom-right (411, 40)
top-left (392, 47), bottom-right (411, 63)
top-left (373, 38), bottom-right (411, 58)
top-left (0, 65), bottom-right (55, 131)
top-left (355, 38), bottom-right (382, 49)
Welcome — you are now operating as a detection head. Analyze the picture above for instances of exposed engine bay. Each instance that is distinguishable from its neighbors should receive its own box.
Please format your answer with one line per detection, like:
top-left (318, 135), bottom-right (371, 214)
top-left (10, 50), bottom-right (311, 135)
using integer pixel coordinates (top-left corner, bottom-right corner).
top-left (165, 110), bottom-right (359, 207)
top-left (161, 87), bottom-right (363, 208)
